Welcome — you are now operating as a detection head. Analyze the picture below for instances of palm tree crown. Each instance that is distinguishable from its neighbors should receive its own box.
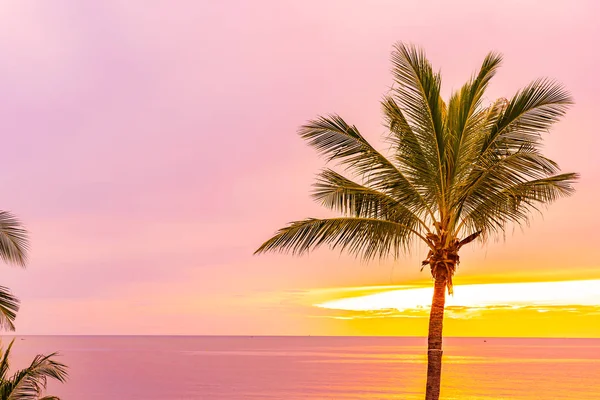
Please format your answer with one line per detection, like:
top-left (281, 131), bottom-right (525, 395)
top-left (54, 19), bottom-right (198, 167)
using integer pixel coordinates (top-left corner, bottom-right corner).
top-left (256, 42), bottom-right (577, 291)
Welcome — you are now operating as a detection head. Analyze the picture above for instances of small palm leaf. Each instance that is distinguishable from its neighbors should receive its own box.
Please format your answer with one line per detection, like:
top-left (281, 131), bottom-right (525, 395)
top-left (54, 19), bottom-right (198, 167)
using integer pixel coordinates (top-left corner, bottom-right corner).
top-left (0, 212), bottom-right (29, 268)
top-left (0, 340), bottom-right (15, 382)
top-left (0, 287), bottom-right (20, 332)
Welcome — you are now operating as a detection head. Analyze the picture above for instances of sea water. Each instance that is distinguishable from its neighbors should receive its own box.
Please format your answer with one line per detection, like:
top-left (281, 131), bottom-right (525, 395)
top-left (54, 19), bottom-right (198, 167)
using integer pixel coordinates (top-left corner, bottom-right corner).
top-left (5, 336), bottom-right (599, 399)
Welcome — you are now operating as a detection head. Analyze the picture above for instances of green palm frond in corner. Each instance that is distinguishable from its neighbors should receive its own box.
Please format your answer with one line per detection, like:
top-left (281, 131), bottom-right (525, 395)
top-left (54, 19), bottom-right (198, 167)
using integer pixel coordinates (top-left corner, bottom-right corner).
top-left (0, 340), bottom-right (68, 400)
top-left (0, 211), bottom-right (30, 331)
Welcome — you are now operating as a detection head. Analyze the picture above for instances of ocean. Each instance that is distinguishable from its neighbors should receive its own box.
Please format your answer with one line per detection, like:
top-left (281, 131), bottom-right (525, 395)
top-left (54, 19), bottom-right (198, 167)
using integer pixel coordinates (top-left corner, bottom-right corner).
top-left (4, 336), bottom-right (600, 399)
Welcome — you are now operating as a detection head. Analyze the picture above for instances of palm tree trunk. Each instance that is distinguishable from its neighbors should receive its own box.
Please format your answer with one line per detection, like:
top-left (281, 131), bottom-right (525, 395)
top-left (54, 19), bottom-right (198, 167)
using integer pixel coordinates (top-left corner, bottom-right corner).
top-left (425, 276), bottom-right (447, 400)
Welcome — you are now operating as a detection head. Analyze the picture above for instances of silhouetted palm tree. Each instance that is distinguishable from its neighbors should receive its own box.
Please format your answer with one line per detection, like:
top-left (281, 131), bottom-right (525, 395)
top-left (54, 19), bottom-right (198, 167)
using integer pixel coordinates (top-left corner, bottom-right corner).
top-left (255, 42), bottom-right (578, 399)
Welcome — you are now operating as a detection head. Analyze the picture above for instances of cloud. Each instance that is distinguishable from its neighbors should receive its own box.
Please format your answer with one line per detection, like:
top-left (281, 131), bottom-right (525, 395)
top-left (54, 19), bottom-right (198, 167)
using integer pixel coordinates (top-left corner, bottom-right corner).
top-left (314, 280), bottom-right (600, 319)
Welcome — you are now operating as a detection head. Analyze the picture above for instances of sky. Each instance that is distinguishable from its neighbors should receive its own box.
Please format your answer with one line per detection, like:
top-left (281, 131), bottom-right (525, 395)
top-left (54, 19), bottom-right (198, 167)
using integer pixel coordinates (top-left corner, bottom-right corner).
top-left (1, 0), bottom-right (599, 336)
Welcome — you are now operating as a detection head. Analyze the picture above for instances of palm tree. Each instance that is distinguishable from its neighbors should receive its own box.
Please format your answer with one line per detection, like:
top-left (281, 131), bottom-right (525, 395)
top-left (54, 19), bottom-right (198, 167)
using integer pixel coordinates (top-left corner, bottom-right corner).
top-left (0, 211), bottom-right (29, 331)
top-left (0, 339), bottom-right (68, 400)
top-left (0, 212), bottom-right (68, 399)
top-left (255, 42), bottom-right (578, 399)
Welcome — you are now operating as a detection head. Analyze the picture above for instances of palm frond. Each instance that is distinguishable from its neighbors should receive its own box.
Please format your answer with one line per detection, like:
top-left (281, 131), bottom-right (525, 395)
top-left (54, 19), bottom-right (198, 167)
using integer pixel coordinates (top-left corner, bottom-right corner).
top-left (390, 42), bottom-right (446, 203)
top-left (479, 78), bottom-right (573, 157)
top-left (0, 340), bottom-right (15, 382)
top-left (460, 173), bottom-right (578, 235)
top-left (312, 169), bottom-right (429, 231)
top-left (0, 350), bottom-right (68, 400)
top-left (445, 52), bottom-right (503, 189)
top-left (255, 217), bottom-right (429, 261)
top-left (0, 211), bottom-right (29, 268)
top-left (450, 76), bottom-right (574, 231)
top-left (453, 144), bottom-right (562, 219)
top-left (381, 95), bottom-right (439, 201)
top-left (298, 115), bottom-right (434, 217)
top-left (0, 286), bottom-right (20, 332)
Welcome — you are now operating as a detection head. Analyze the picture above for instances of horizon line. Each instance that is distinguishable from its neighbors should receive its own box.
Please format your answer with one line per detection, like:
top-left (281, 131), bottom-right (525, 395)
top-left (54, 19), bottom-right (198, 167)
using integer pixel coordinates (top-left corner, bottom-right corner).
top-left (4, 334), bottom-right (600, 339)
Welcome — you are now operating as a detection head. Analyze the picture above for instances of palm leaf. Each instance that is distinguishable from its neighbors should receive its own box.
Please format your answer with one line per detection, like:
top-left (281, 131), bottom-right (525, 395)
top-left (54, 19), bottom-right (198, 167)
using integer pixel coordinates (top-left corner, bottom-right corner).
top-left (312, 169), bottom-right (429, 231)
top-left (298, 115), bottom-right (434, 217)
top-left (390, 42), bottom-right (446, 205)
top-left (255, 217), bottom-right (428, 261)
top-left (460, 173), bottom-right (578, 235)
top-left (479, 78), bottom-right (573, 157)
top-left (382, 95), bottom-right (438, 203)
top-left (445, 52), bottom-right (503, 190)
top-left (453, 145), bottom-right (561, 221)
top-left (449, 79), bottom-right (573, 232)
top-left (0, 212), bottom-right (29, 268)
top-left (0, 340), bottom-right (15, 382)
top-left (1, 350), bottom-right (68, 400)
top-left (0, 287), bottom-right (20, 332)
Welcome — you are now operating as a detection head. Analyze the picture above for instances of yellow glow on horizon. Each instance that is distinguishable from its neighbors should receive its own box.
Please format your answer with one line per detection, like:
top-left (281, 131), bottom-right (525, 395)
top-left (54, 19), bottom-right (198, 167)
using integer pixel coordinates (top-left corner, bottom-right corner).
top-left (316, 279), bottom-right (600, 313)
top-left (306, 279), bottom-right (600, 337)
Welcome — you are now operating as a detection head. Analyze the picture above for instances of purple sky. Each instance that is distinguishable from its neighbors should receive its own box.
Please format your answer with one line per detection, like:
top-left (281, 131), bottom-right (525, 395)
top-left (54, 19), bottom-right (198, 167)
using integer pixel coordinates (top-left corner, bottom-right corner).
top-left (1, 1), bottom-right (599, 334)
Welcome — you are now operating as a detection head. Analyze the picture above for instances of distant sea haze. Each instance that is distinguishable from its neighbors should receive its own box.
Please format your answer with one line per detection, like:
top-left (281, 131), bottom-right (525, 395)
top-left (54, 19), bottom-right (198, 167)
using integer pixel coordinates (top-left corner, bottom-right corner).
top-left (6, 336), bottom-right (600, 399)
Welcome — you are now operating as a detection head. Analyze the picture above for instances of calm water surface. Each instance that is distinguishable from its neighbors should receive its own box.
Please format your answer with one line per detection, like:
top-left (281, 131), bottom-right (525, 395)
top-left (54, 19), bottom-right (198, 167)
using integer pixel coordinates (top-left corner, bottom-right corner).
top-left (4, 336), bottom-right (600, 399)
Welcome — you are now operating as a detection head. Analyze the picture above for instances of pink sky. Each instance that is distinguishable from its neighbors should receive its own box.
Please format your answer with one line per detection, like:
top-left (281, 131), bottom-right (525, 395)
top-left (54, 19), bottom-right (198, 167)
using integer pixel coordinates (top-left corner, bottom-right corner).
top-left (1, 0), bottom-right (599, 334)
